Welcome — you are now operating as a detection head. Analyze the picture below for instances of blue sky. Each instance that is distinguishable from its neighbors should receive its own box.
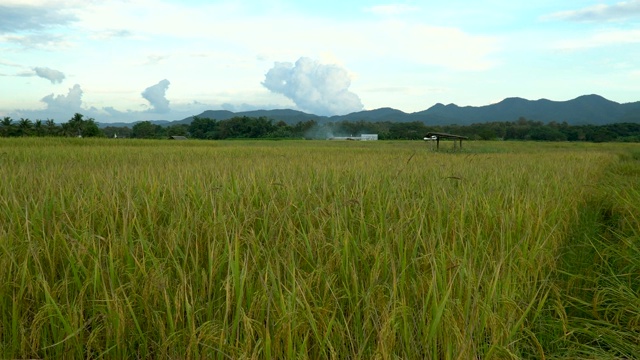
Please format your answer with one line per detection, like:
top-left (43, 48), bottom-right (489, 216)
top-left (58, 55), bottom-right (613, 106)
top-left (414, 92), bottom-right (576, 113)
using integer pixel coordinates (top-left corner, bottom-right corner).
top-left (1, 0), bottom-right (639, 123)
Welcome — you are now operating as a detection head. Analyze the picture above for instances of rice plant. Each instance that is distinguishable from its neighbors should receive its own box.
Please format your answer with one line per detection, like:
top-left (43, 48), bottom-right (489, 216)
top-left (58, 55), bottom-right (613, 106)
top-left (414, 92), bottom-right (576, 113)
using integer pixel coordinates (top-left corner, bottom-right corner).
top-left (0, 138), bottom-right (637, 358)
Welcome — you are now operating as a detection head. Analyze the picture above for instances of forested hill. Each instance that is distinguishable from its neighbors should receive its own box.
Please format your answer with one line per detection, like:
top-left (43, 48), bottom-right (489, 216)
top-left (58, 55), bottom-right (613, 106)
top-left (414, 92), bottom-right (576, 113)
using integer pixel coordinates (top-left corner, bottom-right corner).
top-left (98, 94), bottom-right (640, 128)
top-left (177, 95), bottom-right (639, 126)
top-left (176, 109), bottom-right (324, 125)
top-left (417, 95), bottom-right (640, 125)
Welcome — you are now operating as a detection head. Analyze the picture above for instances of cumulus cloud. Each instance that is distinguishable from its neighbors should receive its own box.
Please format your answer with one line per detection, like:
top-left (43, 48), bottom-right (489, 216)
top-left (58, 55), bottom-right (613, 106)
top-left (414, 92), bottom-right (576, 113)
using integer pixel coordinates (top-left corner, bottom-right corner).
top-left (9, 81), bottom-right (214, 123)
top-left (141, 79), bottom-right (171, 113)
top-left (546, 0), bottom-right (640, 22)
top-left (34, 67), bottom-right (65, 84)
top-left (41, 84), bottom-right (83, 111)
top-left (262, 57), bottom-right (363, 116)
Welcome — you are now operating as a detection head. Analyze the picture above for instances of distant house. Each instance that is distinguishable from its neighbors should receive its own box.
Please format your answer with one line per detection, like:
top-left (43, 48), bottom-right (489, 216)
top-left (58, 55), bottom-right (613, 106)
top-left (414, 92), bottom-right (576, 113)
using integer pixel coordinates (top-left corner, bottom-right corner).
top-left (169, 136), bottom-right (188, 140)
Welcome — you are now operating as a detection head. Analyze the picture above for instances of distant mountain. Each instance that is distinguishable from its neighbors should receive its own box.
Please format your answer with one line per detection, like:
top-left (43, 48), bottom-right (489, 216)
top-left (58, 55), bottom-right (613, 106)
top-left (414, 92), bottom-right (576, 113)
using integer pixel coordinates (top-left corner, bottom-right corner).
top-left (329, 107), bottom-right (408, 122)
top-left (98, 94), bottom-right (640, 128)
top-left (416, 94), bottom-right (631, 125)
top-left (98, 120), bottom-right (171, 128)
top-left (174, 109), bottom-right (324, 125)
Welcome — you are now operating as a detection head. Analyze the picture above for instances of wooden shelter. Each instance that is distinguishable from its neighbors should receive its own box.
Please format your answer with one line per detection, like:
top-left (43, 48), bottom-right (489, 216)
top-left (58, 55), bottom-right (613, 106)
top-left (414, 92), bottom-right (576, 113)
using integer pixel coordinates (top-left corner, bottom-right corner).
top-left (169, 135), bottom-right (188, 140)
top-left (424, 132), bottom-right (468, 150)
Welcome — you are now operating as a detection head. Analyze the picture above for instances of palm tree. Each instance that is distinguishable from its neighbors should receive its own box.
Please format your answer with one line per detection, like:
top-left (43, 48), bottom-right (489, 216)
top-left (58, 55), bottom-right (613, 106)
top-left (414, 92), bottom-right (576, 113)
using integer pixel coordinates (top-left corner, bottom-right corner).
top-left (45, 119), bottom-right (59, 136)
top-left (66, 113), bottom-right (84, 137)
top-left (18, 118), bottom-right (33, 137)
top-left (34, 119), bottom-right (44, 136)
top-left (1, 117), bottom-right (15, 137)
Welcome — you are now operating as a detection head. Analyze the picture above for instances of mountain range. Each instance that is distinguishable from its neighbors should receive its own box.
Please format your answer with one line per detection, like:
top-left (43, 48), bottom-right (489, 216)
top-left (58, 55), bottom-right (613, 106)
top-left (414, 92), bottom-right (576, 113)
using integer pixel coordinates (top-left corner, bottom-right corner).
top-left (99, 94), bottom-right (640, 128)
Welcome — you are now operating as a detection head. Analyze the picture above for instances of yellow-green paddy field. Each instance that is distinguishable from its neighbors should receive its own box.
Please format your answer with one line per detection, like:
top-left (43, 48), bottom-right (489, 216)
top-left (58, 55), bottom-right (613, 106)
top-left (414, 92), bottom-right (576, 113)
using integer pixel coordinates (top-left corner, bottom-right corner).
top-left (1, 138), bottom-right (638, 358)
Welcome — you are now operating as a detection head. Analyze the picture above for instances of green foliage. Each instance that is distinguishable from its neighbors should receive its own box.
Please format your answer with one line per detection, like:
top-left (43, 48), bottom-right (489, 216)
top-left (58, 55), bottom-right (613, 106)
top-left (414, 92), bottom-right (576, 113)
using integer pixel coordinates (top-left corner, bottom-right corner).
top-left (527, 126), bottom-right (567, 141)
top-left (102, 126), bottom-right (132, 139)
top-left (2, 113), bottom-right (639, 142)
top-left (0, 113), bottom-right (103, 138)
top-left (131, 121), bottom-right (163, 139)
top-left (62, 113), bottom-right (102, 137)
top-left (187, 116), bottom-right (219, 139)
top-left (537, 148), bottom-right (640, 358)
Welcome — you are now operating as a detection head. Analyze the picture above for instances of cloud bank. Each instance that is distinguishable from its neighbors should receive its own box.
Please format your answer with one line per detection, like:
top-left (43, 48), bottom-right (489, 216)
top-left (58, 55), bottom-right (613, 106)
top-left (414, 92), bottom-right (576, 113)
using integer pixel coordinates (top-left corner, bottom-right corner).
top-left (141, 79), bottom-right (171, 113)
top-left (0, 4), bottom-right (76, 34)
top-left (547, 0), bottom-right (640, 22)
top-left (34, 67), bottom-right (65, 84)
top-left (262, 57), bottom-right (363, 116)
top-left (10, 80), bottom-right (195, 123)
top-left (41, 84), bottom-right (83, 111)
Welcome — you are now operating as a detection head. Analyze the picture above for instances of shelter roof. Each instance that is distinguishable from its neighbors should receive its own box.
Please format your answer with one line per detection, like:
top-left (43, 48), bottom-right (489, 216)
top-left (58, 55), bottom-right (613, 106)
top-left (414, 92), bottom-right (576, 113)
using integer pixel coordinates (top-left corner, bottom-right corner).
top-left (425, 132), bottom-right (469, 140)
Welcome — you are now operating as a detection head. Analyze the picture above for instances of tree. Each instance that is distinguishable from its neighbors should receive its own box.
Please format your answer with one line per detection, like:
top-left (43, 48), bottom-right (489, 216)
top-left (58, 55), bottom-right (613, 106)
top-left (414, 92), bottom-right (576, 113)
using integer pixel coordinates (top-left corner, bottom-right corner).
top-left (291, 120), bottom-right (317, 138)
top-left (17, 118), bottom-right (33, 137)
top-left (132, 121), bottom-right (162, 139)
top-left (586, 128), bottom-right (617, 143)
top-left (45, 119), bottom-right (60, 136)
top-left (166, 124), bottom-right (189, 137)
top-left (212, 116), bottom-right (277, 139)
top-left (64, 113), bottom-right (84, 137)
top-left (33, 119), bottom-right (45, 137)
top-left (188, 117), bottom-right (218, 139)
top-left (82, 118), bottom-right (102, 137)
top-left (102, 126), bottom-right (132, 138)
top-left (528, 126), bottom-right (567, 141)
top-left (0, 117), bottom-right (16, 137)
top-left (61, 113), bottom-right (103, 137)
top-left (388, 121), bottom-right (427, 140)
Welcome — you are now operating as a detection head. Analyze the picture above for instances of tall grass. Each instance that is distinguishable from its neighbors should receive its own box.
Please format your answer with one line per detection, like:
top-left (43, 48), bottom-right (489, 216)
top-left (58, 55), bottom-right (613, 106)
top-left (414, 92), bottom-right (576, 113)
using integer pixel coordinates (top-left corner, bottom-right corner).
top-left (0, 138), bottom-right (635, 358)
top-left (542, 148), bottom-right (640, 359)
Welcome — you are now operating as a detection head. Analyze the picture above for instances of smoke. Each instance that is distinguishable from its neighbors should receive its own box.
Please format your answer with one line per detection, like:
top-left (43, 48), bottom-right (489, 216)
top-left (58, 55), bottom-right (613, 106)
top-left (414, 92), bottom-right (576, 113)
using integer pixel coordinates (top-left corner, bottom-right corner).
top-left (141, 79), bottom-right (171, 113)
top-left (41, 84), bottom-right (82, 110)
top-left (34, 66), bottom-right (65, 84)
top-left (263, 57), bottom-right (363, 116)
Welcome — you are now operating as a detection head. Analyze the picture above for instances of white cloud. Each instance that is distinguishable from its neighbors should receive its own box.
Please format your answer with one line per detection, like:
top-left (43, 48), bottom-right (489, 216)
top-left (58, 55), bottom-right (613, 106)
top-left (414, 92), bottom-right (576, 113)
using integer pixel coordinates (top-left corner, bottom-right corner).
top-left (546, 0), bottom-right (640, 22)
top-left (365, 4), bottom-right (419, 16)
top-left (41, 84), bottom-right (83, 111)
top-left (553, 28), bottom-right (640, 50)
top-left (263, 57), bottom-right (363, 116)
top-left (0, 3), bottom-right (76, 34)
top-left (34, 67), bottom-right (65, 84)
top-left (362, 20), bottom-right (500, 71)
top-left (4, 0), bottom-right (503, 118)
top-left (69, 1), bottom-right (499, 72)
top-left (2, 33), bottom-right (70, 49)
top-left (141, 79), bottom-right (171, 113)
top-left (142, 54), bottom-right (171, 66)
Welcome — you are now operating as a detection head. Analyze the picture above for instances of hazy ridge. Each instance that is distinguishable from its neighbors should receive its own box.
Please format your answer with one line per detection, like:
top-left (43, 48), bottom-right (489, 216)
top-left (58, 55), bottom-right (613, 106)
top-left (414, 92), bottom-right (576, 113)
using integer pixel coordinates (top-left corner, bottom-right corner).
top-left (99, 94), bottom-right (640, 127)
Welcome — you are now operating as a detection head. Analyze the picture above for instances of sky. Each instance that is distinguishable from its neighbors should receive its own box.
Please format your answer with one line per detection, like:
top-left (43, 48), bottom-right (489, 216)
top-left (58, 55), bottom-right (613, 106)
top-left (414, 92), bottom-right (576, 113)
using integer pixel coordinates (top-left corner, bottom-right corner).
top-left (1, 0), bottom-right (640, 123)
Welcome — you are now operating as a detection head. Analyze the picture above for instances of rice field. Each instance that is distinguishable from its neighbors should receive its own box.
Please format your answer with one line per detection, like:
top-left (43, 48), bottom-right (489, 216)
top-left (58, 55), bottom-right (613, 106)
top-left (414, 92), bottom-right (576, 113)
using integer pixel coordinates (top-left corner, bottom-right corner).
top-left (0, 138), bottom-right (638, 359)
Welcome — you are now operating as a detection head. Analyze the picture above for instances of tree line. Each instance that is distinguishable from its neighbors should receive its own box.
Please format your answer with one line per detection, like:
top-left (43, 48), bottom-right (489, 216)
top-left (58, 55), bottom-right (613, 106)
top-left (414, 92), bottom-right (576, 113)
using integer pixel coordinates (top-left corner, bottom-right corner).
top-left (0, 113), bottom-right (101, 138)
top-left (2, 114), bottom-right (639, 142)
